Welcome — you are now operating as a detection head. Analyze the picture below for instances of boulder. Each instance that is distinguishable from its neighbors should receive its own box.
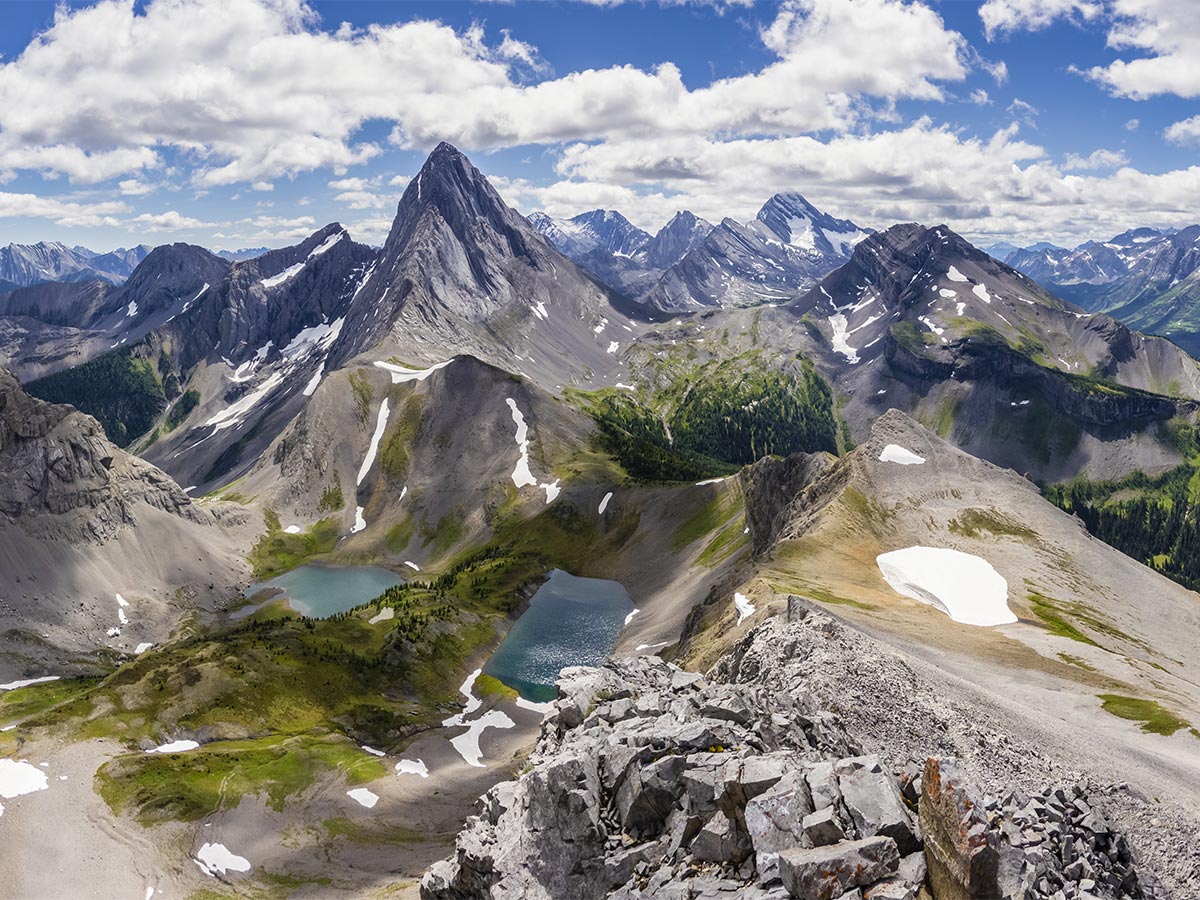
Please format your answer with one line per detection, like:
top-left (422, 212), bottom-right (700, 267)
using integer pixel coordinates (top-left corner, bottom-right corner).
top-left (778, 836), bottom-right (900, 900)
top-left (919, 758), bottom-right (1001, 899)
top-left (691, 810), bottom-right (753, 864)
top-left (802, 805), bottom-right (846, 846)
top-left (745, 772), bottom-right (816, 880)
top-left (836, 755), bottom-right (920, 854)
top-left (616, 754), bottom-right (686, 838)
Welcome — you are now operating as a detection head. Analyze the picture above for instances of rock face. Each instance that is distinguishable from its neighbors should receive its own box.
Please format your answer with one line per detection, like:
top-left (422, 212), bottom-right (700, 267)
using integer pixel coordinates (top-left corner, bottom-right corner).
top-left (424, 609), bottom-right (1164, 900)
top-left (0, 367), bottom-right (205, 540)
top-left (919, 758), bottom-right (1000, 899)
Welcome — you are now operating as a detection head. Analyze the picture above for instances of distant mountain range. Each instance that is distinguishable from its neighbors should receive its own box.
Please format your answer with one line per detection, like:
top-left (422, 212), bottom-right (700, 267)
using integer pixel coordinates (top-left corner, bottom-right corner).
top-left (0, 241), bottom-right (152, 288)
top-left (1002, 227), bottom-right (1200, 355)
top-left (531, 192), bottom-right (869, 314)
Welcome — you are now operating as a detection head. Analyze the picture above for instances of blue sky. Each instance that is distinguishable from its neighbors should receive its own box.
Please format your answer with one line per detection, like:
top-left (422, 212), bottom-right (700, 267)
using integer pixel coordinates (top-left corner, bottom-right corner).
top-left (0, 0), bottom-right (1197, 252)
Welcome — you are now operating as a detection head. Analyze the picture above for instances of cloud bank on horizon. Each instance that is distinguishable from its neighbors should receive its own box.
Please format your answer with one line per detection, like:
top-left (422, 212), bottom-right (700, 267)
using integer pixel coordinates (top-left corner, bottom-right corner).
top-left (0, 0), bottom-right (1197, 251)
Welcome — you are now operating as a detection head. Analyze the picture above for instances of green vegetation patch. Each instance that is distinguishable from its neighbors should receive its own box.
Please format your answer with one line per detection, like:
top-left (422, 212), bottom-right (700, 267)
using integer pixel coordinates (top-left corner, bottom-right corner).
top-left (1046, 442), bottom-right (1200, 591)
top-left (379, 394), bottom-right (424, 481)
top-left (348, 369), bottom-right (374, 427)
top-left (569, 351), bottom-right (840, 482)
top-left (949, 508), bottom-right (1037, 541)
top-left (248, 511), bottom-right (340, 579)
top-left (318, 477), bottom-right (345, 513)
top-left (0, 676), bottom-right (101, 725)
top-left (25, 342), bottom-right (172, 446)
top-left (97, 733), bottom-right (387, 824)
top-left (672, 486), bottom-right (742, 552)
top-left (472, 673), bottom-right (518, 702)
top-left (1097, 694), bottom-right (1190, 737)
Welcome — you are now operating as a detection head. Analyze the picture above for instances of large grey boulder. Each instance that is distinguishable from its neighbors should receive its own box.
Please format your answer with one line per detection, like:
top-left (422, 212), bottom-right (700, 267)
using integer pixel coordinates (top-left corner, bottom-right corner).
top-left (835, 755), bottom-right (920, 855)
top-left (745, 772), bottom-right (815, 880)
top-left (777, 836), bottom-right (900, 900)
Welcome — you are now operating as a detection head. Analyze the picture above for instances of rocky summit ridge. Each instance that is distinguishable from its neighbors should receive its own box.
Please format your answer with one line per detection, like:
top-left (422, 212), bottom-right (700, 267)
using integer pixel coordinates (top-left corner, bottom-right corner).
top-left (423, 604), bottom-right (1178, 900)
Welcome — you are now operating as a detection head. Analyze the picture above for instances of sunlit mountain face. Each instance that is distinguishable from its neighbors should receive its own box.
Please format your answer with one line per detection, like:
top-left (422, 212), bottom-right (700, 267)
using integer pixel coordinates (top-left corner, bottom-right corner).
top-left (1, 2), bottom-right (1199, 899)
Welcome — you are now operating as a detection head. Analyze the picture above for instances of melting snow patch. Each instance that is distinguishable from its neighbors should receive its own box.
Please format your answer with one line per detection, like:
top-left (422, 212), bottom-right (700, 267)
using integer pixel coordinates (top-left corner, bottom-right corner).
top-left (515, 696), bottom-right (555, 715)
top-left (361, 745), bottom-right (386, 757)
top-left (447, 710), bottom-right (515, 768)
top-left (357, 399), bottom-right (391, 486)
top-left (918, 316), bottom-right (944, 336)
top-left (368, 608), bottom-right (395, 625)
top-left (404, 561), bottom-right (420, 571)
top-left (598, 491), bottom-right (613, 514)
top-left (878, 444), bottom-right (926, 465)
top-left (126, 301), bottom-right (139, 318)
top-left (352, 506), bottom-right (366, 534)
top-left (876, 547), bottom-right (1015, 627)
top-left (347, 788), bottom-right (379, 809)
top-left (946, 265), bottom-right (969, 282)
top-left (636, 641), bottom-right (671, 652)
top-left (374, 359), bottom-right (452, 384)
top-left (396, 759), bottom-right (429, 778)
top-left (303, 371), bottom-right (323, 397)
top-left (607, 341), bottom-right (620, 354)
top-left (695, 477), bottom-right (727, 486)
top-left (972, 283), bottom-right (992, 304)
top-left (204, 372), bottom-right (285, 435)
top-left (827, 314), bottom-right (859, 364)
top-left (148, 739), bottom-right (200, 754)
top-left (195, 843), bottom-right (251, 877)
top-left (0, 758), bottom-right (49, 799)
top-left (541, 481), bottom-right (561, 504)
top-left (733, 593), bottom-right (756, 625)
top-left (532, 301), bottom-right (548, 320)
top-left (283, 525), bottom-right (302, 534)
top-left (135, 643), bottom-right (154, 655)
top-left (624, 609), bottom-right (641, 626)
top-left (505, 399), bottom-right (537, 488)
top-left (0, 676), bottom-right (60, 691)
top-left (938, 288), bottom-right (957, 298)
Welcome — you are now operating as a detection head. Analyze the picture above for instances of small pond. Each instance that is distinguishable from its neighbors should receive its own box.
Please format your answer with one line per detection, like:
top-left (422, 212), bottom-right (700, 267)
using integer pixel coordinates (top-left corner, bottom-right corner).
top-left (238, 563), bottom-right (405, 619)
top-left (483, 568), bottom-right (636, 703)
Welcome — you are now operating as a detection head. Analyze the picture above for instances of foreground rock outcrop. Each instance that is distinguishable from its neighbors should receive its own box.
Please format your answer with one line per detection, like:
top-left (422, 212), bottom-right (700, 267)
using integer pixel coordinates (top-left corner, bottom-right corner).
top-left (422, 609), bottom-right (1163, 900)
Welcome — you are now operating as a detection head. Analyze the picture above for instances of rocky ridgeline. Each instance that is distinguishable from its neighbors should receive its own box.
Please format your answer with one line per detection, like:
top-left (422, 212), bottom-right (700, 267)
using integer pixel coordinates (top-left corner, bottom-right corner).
top-left (0, 368), bottom-right (206, 540)
top-left (422, 608), bottom-right (1161, 900)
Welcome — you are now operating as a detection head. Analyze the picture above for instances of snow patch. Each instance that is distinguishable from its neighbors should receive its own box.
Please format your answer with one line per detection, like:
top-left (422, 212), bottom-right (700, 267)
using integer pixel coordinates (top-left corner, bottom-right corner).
top-left (878, 444), bottom-right (926, 465)
top-left (624, 608), bottom-right (641, 626)
top-left (352, 506), bottom-right (366, 534)
top-left (404, 561), bottom-right (420, 571)
top-left (447, 710), bottom-right (515, 768)
top-left (515, 696), bottom-right (555, 715)
top-left (357, 399), bottom-right (390, 486)
top-left (347, 788), bottom-right (379, 809)
top-left (135, 643), bottom-right (154, 655)
top-left (0, 676), bottom-right (60, 692)
top-left (148, 739), bottom-right (200, 754)
top-left (946, 265), bottom-right (969, 282)
top-left (972, 283), bottom-right (992, 304)
top-left (195, 843), bottom-right (251, 877)
top-left (598, 491), bottom-right (613, 514)
top-left (375, 359), bottom-right (452, 384)
top-left (828, 314), bottom-right (859, 364)
top-left (283, 525), bottom-right (302, 534)
top-left (733, 592), bottom-right (756, 625)
top-left (0, 758), bottom-right (49, 804)
top-left (876, 547), bottom-right (1015, 627)
top-left (607, 341), bottom-right (619, 354)
top-left (368, 608), bottom-right (394, 625)
top-left (396, 759), bottom-right (429, 778)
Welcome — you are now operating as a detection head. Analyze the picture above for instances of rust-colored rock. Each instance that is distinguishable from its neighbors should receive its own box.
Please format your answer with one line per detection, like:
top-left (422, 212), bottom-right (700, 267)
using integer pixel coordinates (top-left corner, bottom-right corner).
top-left (918, 757), bottom-right (1000, 899)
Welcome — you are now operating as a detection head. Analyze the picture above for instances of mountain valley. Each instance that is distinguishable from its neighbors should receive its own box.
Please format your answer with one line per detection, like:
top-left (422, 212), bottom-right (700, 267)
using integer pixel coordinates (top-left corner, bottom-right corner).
top-left (0, 143), bottom-right (1198, 900)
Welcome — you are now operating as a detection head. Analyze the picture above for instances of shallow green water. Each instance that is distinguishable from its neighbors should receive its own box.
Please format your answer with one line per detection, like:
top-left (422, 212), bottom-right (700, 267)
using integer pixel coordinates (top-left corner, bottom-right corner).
top-left (241, 564), bottom-right (404, 619)
top-left (483, 568), bottom-right (636, 702)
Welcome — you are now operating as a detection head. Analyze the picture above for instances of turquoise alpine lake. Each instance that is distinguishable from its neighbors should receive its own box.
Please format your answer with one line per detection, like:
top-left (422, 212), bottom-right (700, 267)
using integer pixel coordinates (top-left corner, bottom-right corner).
top-left (483, 568), bottom-right (636, 703)
top-left (239, 564), bottom-right (405, 619)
